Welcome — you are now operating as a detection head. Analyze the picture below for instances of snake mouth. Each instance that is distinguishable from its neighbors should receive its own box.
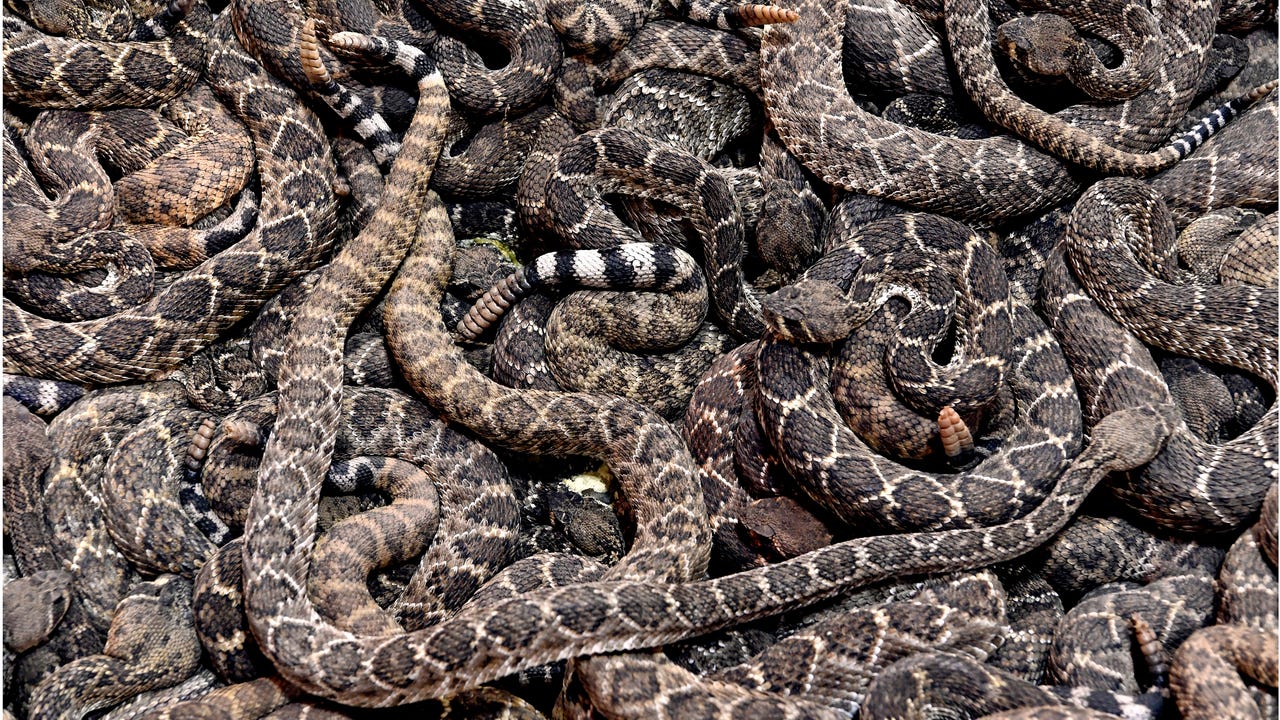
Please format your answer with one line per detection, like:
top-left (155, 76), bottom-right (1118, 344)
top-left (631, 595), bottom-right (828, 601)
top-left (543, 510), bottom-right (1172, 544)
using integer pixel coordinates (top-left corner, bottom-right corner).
top-left (760, 280), bottom-right (857, 344)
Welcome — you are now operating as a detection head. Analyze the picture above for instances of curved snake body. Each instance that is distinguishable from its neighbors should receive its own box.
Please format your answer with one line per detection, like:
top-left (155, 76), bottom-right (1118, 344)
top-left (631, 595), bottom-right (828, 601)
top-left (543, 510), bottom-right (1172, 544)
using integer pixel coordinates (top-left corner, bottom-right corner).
top-left (238, 40), bottom-right (1180, 695)
top-left (3, 13), bottom-right (338, 384)
top-left (1, 0), bottom-right (1275, 716)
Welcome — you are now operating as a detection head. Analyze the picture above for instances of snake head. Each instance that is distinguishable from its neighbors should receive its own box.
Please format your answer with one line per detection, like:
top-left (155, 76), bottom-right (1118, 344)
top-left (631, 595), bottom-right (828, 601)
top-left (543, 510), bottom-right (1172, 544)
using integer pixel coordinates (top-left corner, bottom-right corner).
top-left (761, 279), bottom-right (857, 344)
top-left (1087, 403), bottom-right (1178, 472)
top-left (3, 570), bottom-right (73, 652)
top-left (103, 574), bottom-right (197, 665)
top-left (997, 13), bottom-right (1082, 79)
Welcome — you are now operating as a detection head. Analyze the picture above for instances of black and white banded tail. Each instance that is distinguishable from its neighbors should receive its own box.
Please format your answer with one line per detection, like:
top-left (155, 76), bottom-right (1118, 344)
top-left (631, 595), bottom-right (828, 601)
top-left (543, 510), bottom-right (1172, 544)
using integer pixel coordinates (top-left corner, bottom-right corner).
top-left (3, 373), bottom-right (86, 416)
top-left (202, 187), bottom-right (260, 257)
top-left (1166, 79), bottom-right (1279, 161)
top-left (458, 243), bottom-right (700, 340)
top-left (298, 21), bottom-right (404, 173)
top-left (668, 0), bottom-right (798, 27)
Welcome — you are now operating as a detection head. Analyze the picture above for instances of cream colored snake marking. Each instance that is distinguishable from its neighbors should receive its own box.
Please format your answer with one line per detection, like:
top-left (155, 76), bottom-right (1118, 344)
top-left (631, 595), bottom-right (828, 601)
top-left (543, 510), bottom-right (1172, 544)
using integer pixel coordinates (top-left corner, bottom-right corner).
top-left (2, 0), bottom-right (1276, 717)
top-left (232, 25), bottom-right (1181, 708)
top-left (3, 12), bottom-right (338, 384)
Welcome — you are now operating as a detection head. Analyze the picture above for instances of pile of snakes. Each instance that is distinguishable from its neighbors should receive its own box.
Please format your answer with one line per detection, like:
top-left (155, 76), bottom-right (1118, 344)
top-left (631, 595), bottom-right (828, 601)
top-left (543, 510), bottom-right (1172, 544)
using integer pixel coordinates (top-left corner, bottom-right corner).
top-left (3, 0), bottom-right (1279, 715)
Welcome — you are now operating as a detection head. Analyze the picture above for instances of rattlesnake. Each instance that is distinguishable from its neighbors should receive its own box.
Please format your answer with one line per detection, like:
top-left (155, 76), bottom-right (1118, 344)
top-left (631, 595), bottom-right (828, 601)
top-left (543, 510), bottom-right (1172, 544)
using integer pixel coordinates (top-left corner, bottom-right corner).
top-left (802, 200), bottom-right (1011, 461)
top-left (3, 2), bottom-right (1276, 718)
top-left (1150, 93), bottom-right (1279, 228)
top-left (710, 570), bottom-right (1011, 716)
top-left (467, 63), bottom-right (760, 416)
top-left (3, 11), bottom-right (338, 384)
top-left (467, 242), bottom-right (731, 418)
top-left (754, 212), bottom-right (1082, 532)
top-left (760, 0), bottom-right (1266, 222)
top-left (1170, 624), bottom-right (1279, 720)
top-left (2, 1), bottom-right (208, 110)
top-left (4, 570), bottom-right (73, 688)
top-left (4, 84), bottom-right (260, 320)
top-left (2, 398), bottom-right (58, 576)
top-left (219, 28), bottom-right (1183, 713)
top-left (199, 14), bottom-right (1259, 707)
top-left (942, 0), bottom-right (1277, 173)
top-left (762, 0), bottom-right (1078, 222)
top-left (1169, 486), bottom-right (1280, 718)
top-left (1039, 180), bottom-right (1276, 533)
top-left (29, 380), bottom-right (200, 701)
top-left (106, 83), bottom-right (255, 228)
top-left (99, 406), bottom-right (219, 577)
top-left (27, 575), bottom-right (200, 720)
top-left (993, 0), bottom-right (1162, 102)
top-left (190, 386), bottom-right (517, 663)
top-left (1048, 570), bottom-right (1218, 694)
top-left (4, 116), bottom-right (116, 274)
top-left (860, 650), bottom-right (1164, 720)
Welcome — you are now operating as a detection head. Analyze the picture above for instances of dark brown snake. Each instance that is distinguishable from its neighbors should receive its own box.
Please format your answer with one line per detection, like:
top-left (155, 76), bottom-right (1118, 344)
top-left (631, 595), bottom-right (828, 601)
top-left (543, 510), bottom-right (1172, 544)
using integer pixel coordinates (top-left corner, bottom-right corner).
top-left (3, 12), bottom-right (338, 384)
top-left (2, 0), bottom-right (1276, 717)
top-left (754, 212), bottom-right (1083, 532)
top-left (1040, 179), bottom-right (1276, 534)
top-left (27, 575), bottom-right (201, 720)
top-left (229, 21), bottom-right (1182, 707)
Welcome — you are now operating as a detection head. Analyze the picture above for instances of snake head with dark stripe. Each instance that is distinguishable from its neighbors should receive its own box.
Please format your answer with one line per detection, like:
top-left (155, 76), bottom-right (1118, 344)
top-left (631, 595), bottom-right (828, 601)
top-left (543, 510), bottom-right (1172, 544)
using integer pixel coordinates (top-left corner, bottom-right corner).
top-left (760, 278), bottom-right (859, 344)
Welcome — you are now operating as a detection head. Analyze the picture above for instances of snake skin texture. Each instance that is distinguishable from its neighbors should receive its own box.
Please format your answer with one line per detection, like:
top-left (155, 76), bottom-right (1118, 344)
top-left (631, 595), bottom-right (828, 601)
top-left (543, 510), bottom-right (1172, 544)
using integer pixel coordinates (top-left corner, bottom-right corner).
top-left (3, 0), bottom-right (1277, 717)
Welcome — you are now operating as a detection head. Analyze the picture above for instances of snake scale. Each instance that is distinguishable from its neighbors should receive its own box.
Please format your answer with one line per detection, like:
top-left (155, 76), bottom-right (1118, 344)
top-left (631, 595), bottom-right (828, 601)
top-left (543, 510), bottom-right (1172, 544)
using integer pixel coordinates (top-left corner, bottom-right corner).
top-left (2, 0), bottom-right (1277, 716)
top-left (3, 11), bottom-right (338, 384)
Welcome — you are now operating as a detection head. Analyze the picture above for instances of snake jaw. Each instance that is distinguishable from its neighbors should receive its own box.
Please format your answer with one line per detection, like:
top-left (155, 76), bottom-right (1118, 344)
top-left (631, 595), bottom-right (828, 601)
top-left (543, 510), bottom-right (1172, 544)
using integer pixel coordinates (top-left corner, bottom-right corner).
top-left (760, 279), bottom-right (857, 344)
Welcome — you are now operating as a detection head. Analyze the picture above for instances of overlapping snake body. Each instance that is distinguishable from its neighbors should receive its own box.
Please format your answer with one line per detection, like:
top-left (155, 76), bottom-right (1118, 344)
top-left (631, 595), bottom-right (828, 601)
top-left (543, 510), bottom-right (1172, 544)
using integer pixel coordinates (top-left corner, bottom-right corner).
top-left (3, 13), bottom-right (339, 384)
top-left (755, 211), bottom-right (1083, 532)
top-left (1, 0), bottom-right (1276, 716)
